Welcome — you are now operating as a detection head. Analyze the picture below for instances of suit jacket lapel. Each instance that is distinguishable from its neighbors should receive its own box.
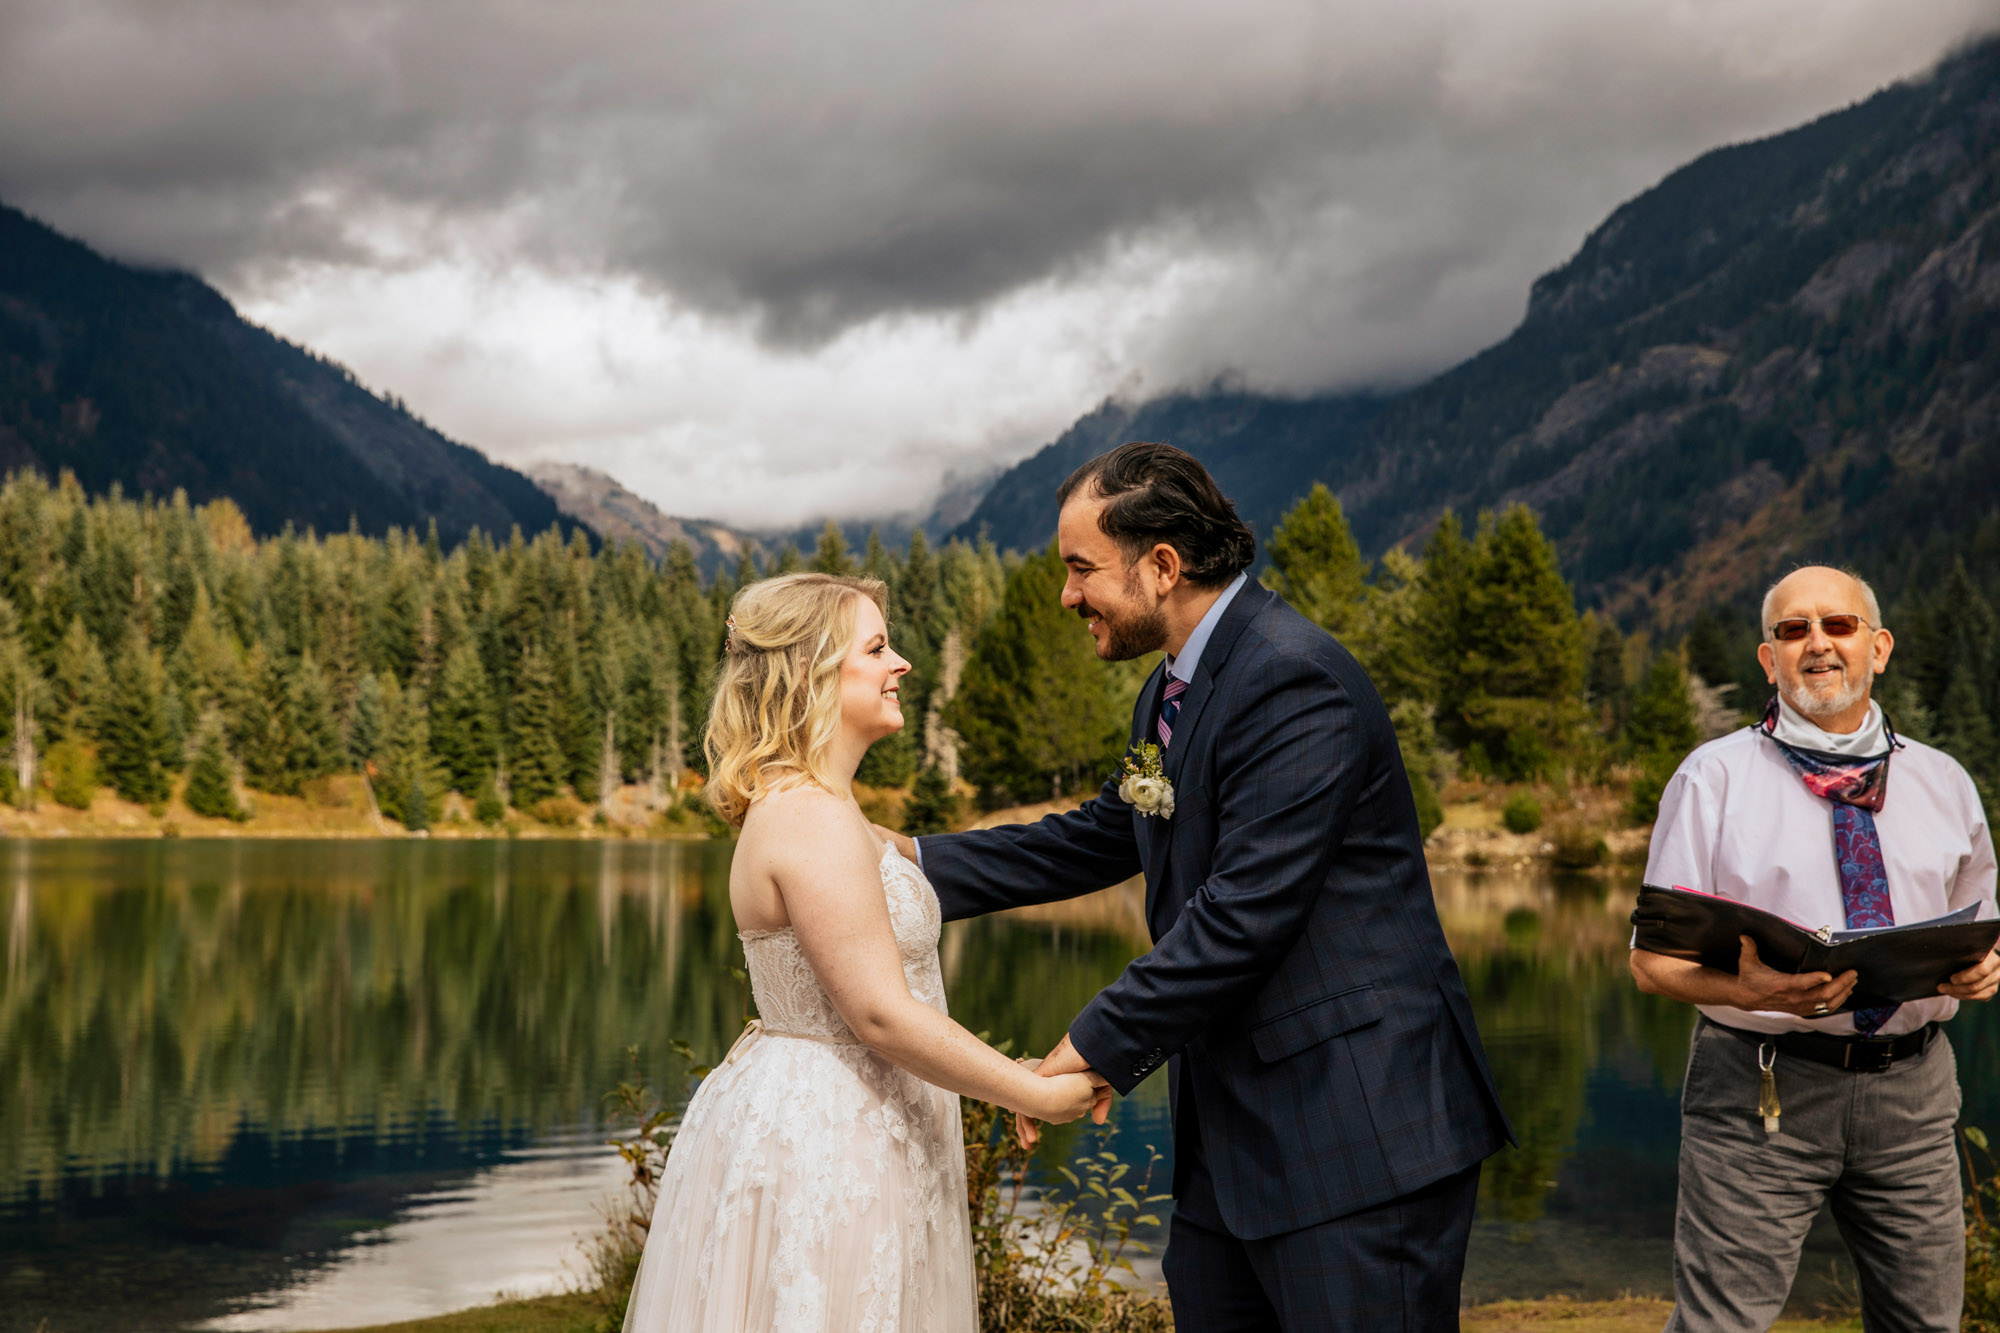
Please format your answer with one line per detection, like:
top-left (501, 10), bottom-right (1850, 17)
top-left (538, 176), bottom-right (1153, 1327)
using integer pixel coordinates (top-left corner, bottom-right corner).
top-left (1148, 583), bottom-right (1275, 894)
top-left (1131, 661), bottom-right (1170, 880)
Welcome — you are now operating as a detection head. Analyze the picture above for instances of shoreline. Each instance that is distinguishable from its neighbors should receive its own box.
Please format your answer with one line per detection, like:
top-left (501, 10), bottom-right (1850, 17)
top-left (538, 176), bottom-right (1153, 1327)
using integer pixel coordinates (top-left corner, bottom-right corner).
top-left (0, 778), bottom-right (1655, 872)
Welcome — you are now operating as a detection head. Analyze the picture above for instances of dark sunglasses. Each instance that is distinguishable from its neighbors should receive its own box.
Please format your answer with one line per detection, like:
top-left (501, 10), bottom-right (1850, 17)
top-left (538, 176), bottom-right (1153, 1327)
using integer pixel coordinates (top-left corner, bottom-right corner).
top-left (1768, 615), bottom-right (1870, 642)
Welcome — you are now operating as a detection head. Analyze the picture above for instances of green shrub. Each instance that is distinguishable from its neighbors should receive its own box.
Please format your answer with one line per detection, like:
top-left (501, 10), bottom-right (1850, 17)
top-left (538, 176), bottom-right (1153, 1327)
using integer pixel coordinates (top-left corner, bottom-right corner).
top-left (1549, 818), bottom-right (1609, 870)
top-left (532, 795), bottom-right (587, 827)
top-left (46, 739), bottom-right (97, 810)
top-left (1501, 791), bottom-right (1544, 835)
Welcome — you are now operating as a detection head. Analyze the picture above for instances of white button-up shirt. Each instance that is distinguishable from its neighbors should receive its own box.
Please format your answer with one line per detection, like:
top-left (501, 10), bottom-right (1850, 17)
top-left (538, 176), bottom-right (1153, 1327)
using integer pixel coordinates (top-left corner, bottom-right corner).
top-left (1644, 718), bottom-right (1997, 1036)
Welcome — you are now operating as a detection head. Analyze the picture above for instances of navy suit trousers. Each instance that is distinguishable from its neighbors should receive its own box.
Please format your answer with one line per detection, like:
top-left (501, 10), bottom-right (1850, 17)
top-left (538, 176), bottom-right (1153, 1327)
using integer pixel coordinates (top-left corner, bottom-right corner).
top-left (1162, 1161), bottom-right (1481, 1333)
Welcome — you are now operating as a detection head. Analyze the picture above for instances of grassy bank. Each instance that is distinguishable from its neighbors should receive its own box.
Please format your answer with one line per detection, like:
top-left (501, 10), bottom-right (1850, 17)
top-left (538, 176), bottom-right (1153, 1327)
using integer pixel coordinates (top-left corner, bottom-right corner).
top-left (0, 772), bottom-right (1655, 873)
top-left (297, 1292), bottom-right (1861, 1333)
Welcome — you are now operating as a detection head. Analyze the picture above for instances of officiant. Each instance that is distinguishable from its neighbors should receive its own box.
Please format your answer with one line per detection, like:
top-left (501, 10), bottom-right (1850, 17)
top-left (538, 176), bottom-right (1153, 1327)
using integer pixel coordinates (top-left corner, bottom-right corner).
top-left (1629, 564), bottom-right (1998, 1333)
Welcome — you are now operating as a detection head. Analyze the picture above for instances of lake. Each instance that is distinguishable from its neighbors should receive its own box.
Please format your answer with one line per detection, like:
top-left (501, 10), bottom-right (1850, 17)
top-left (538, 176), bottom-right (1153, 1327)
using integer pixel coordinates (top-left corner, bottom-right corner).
top-left (4, 839), bottom-right (1993, 1329)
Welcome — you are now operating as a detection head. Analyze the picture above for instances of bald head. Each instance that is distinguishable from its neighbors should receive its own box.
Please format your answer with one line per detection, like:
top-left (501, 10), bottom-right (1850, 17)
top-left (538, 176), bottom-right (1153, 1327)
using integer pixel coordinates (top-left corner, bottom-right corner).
top-left (1756, 565), bottom-right (1894, 733)
top-left (1760, 566), bottom-right (1881, 636)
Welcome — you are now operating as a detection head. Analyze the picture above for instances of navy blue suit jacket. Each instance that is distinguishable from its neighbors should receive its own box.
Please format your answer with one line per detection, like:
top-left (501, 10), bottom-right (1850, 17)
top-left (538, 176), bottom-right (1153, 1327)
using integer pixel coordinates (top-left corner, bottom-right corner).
top-left (921, 583), bottom-right (1512, 1239)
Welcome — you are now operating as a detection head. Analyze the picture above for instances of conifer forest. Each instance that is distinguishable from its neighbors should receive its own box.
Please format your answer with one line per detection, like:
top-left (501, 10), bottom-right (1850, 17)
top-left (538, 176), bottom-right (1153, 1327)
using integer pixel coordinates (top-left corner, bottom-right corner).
top-left (0, 468), bottom-right (1992, 838)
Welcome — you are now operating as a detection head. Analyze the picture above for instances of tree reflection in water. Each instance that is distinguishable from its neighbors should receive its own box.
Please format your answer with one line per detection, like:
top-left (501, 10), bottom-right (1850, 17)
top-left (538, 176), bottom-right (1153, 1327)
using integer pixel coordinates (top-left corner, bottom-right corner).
top-left (6, 842), bottom-right (1995, 1326)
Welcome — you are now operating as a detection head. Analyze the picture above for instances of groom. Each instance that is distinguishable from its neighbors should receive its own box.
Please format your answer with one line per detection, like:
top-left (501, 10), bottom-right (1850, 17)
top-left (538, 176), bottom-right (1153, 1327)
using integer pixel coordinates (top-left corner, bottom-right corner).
top-left (882, 443), bottom-right (1511, 1330)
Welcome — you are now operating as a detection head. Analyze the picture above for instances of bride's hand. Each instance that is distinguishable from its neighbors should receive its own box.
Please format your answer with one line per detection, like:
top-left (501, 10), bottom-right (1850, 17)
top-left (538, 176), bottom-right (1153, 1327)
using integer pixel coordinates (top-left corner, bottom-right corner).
top-left (1026, 1072), bottom-right (1102, 1125)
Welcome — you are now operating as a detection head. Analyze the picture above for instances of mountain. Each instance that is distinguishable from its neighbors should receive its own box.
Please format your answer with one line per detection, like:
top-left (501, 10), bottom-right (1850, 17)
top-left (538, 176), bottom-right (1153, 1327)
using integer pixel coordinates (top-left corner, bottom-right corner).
top-left (0, 202), bottom-right (572, 546)
top-left (956, 36), bottom-right (2000, 623)
top-left (527, 461), bottom-right (750, 574)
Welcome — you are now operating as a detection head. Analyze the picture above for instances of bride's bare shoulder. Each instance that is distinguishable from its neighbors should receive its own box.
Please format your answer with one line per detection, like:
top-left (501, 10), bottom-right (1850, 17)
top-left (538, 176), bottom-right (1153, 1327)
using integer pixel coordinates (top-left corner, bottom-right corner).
top-left (741, 784), bottom-right (877, 864)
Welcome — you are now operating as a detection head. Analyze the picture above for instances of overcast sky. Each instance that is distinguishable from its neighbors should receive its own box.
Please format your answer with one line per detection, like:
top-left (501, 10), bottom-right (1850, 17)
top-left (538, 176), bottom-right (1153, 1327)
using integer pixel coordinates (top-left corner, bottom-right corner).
top-left (3, 1), bottom-right (1996, 529)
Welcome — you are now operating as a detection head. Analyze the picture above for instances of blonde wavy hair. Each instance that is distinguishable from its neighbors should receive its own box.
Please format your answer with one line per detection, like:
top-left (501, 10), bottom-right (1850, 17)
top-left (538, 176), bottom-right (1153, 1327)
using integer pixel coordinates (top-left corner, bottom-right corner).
top-left (704, 572), bottom-right (889, 828)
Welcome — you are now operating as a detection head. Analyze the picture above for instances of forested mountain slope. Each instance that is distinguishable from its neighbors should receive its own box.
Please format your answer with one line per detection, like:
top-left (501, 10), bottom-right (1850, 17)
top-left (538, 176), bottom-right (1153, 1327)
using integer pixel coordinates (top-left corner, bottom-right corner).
top-left (0, 203), bottom-right (571, 546)
top-left (957, 37), bottom-right (2000, 625)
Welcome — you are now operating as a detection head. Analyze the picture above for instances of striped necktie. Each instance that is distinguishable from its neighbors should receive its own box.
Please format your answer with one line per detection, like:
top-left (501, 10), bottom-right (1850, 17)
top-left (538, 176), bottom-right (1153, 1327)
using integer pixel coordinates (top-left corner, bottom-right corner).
top-left (1157, 675), bottom-right (1188, 747)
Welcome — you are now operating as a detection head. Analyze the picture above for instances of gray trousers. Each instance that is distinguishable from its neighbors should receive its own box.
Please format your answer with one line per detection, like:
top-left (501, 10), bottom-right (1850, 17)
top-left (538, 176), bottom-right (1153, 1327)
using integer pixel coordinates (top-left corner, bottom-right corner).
top-left (1665, 1018), bottom-right (1964, 1333)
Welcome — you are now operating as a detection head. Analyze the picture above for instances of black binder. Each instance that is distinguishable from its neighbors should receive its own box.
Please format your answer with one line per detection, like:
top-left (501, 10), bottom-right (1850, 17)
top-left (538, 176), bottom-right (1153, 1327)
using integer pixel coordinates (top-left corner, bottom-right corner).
top-left (1630, 883), bottom-right (2000, 1011)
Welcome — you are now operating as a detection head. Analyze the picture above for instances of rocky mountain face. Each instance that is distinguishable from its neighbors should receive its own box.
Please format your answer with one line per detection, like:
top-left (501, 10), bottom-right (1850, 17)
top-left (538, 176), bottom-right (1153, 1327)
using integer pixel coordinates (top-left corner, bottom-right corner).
top-left (956, 37), bottom-right (2000, 624)
top-left (526, 461), bottom-right (749, 574)
top-left (0, 203), bottom-right (570, 546)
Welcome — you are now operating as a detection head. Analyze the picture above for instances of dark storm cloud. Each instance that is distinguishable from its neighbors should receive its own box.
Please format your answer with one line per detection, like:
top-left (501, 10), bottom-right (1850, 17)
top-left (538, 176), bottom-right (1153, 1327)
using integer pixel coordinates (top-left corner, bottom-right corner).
top-left (5, 0), bottom-right (2000, 526)
top-left (8, 0), bottom-right (1989, 358)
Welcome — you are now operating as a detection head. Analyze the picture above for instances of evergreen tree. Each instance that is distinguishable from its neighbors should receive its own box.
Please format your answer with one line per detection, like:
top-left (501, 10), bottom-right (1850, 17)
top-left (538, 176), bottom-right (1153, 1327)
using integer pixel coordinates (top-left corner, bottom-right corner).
top-left (1938, 661), bottom-right (1998, 791)
top-left (374, 676), bottom-right (449, 828)
top-left (282, 653), bottom-right (343, 787)
top-left (946, 544), bottom-right (1125, 805)
top-left (349, 671), bottom-right (386, 767)
top-left (902, 765), bottom-right (959, 835)
top-left (1627, 653), bottom-right (1700, 758)
top-left (473, 770), bottom-right (506, 823)
top-left (508, 647), bottom-right (568, 807)
top-left (772, 544), bottom-right (803, 575)
top-left (1583, 613), bottom-right (1628, 736)
top-left (811, 523), bottom-right (854, 575)
top-left (99, 639), bottom-right (173, 805)
top-left (1452, 507), bottom-right (1587, 780)
top-left (1265, 484), bottom-right (1366, 635)
top-left (48, 615), bottom-right (109, 744)
top-left (183, 723), bottom-right (248, 821)
top-left (431, 643), bottom-right (498, 792)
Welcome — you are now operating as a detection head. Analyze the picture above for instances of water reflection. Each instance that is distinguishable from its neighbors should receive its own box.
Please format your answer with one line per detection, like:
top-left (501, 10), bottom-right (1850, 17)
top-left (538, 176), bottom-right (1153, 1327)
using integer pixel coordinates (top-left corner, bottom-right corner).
top-left (5, 840), bottom-right (1993, 1328)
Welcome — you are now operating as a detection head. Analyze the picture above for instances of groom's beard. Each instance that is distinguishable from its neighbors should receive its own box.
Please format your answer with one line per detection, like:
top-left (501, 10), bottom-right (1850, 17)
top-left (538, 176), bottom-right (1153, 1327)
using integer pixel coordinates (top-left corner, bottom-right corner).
top-left (1089, 600), bottom-right (1168, 661)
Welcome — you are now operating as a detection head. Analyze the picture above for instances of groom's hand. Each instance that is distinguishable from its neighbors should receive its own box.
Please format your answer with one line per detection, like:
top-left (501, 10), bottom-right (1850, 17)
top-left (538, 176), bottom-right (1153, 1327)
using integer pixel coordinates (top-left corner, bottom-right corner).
top-left (870, 824), bottom-right (918, 862)
top-left (1016, 1033), bottom-right (1113, 1148)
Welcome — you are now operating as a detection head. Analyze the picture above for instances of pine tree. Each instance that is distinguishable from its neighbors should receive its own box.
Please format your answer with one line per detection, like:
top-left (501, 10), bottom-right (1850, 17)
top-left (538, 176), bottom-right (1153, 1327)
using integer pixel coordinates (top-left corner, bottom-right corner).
top-left (349, 671), bottom-right (386, 767)
top-left (1265, 484), bottom-right (1367, 635)
top-left (283, 653), bottom-right (343, 787)
top-left (508, 647), bottom-right (568, 807)
top-left (99, 639), bottom-right (173, 806)
top-left (1627, 653), bottom-right (1700, 758)
top-left (48, 615), bottom-right (109, 744)
top-left (431, 643), bottom-right (498, 792)
top-left (772, 544), bottom-right (803, 576)
top-left (902, 765), bottom-right (959, 835)
top-left (183, 722), bottom-right (247, 821)
top-left (374, 677), bottom-right (450, 828)
top-left (1453, 507), bottom-right (1587, 780)
top-left (811, 522), bottom-right (854, 575)
top-left (1938, 661), bottom-right (1998, 789)
top-left (945, 544), bottom-right (1125, 805)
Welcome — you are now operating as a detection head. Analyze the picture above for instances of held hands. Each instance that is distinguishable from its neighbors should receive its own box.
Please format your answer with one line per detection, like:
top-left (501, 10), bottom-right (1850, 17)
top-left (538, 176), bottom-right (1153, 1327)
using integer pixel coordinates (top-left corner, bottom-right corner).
top-left (1941, 946), bottom-right (2000, 1002)
top-left (1732, 935), bottom-right (1858, 1017)
top-left (1014, 1033), bottom-right (1114, 1149)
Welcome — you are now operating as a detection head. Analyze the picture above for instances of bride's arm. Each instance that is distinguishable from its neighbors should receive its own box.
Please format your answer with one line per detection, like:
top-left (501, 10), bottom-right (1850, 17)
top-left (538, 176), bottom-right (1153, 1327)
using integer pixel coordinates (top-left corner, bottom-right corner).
top-left (772, 790), bottom-right (1102, 1123)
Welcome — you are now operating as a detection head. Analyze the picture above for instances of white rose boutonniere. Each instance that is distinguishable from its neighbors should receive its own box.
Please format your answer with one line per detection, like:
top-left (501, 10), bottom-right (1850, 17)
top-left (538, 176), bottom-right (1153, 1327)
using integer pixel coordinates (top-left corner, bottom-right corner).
top-left (1117, 741), bottom-right (1175, 819)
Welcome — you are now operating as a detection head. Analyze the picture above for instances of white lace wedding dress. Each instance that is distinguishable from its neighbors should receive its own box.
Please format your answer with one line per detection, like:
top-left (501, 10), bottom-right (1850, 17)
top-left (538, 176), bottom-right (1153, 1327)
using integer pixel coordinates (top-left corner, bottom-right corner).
top-left (622, 843), bottom-right (977, 1332)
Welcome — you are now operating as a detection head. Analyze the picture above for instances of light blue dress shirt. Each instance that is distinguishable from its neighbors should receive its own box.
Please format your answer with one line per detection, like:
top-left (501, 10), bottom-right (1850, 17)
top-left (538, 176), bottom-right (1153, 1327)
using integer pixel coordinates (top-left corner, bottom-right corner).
top-left (913, 572), bottom-right (1248, 867)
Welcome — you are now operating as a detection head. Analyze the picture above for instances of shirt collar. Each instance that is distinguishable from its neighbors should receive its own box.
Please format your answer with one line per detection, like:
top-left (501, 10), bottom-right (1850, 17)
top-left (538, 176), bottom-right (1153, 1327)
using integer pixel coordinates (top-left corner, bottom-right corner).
top-left (1165, 572), bottom-right (1248, 684)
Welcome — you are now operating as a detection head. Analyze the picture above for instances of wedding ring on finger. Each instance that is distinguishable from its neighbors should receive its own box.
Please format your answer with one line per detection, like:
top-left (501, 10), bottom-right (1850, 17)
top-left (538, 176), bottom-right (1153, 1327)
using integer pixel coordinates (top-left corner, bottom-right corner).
top-left (1812, 1001), bottom-right (1830, 1016)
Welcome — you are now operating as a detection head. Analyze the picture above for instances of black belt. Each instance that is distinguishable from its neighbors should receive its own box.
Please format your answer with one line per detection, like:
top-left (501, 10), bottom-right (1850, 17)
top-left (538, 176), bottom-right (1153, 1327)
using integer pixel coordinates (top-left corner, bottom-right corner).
top-left (1706, 1017), bottom-right (1938, 1073)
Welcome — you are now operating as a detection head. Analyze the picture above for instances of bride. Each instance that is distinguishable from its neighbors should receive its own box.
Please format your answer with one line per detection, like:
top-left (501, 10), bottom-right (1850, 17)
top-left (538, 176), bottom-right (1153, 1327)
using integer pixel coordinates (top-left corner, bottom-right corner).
top-left (622, 572), bottom-right (1103, 1333)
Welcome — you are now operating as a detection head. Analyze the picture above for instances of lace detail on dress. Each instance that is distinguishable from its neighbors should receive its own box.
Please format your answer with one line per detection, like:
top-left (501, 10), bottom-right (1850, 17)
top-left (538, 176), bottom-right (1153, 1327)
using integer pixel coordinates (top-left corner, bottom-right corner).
top-left (740, 844), bottom-right (946, 1041)
top-left (623, 844), bottom-right (974, 1333)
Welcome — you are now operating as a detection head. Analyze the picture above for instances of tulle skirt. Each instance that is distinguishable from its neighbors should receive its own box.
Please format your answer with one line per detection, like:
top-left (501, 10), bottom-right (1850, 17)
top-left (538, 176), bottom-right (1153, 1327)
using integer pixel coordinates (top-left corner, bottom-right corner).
top-left (622, 1029), bottom-right (977, 1333)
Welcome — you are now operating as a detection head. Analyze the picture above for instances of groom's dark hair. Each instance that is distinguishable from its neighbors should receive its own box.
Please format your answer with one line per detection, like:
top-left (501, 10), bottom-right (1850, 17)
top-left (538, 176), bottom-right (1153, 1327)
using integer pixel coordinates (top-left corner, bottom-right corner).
top-left (1057, 442), bottom-right (1256, 588)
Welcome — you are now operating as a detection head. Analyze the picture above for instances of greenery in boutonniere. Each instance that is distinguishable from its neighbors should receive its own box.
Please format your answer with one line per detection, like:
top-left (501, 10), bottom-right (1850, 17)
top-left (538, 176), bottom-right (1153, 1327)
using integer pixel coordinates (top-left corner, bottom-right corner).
top-left (1117, 742), bottom-right (1175, 819)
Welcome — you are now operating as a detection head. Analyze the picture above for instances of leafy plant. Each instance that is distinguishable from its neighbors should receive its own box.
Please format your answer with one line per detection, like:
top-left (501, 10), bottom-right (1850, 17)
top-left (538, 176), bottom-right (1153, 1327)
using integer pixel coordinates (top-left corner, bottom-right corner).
top-left (1501, 791), bottom-right (1544, 835)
